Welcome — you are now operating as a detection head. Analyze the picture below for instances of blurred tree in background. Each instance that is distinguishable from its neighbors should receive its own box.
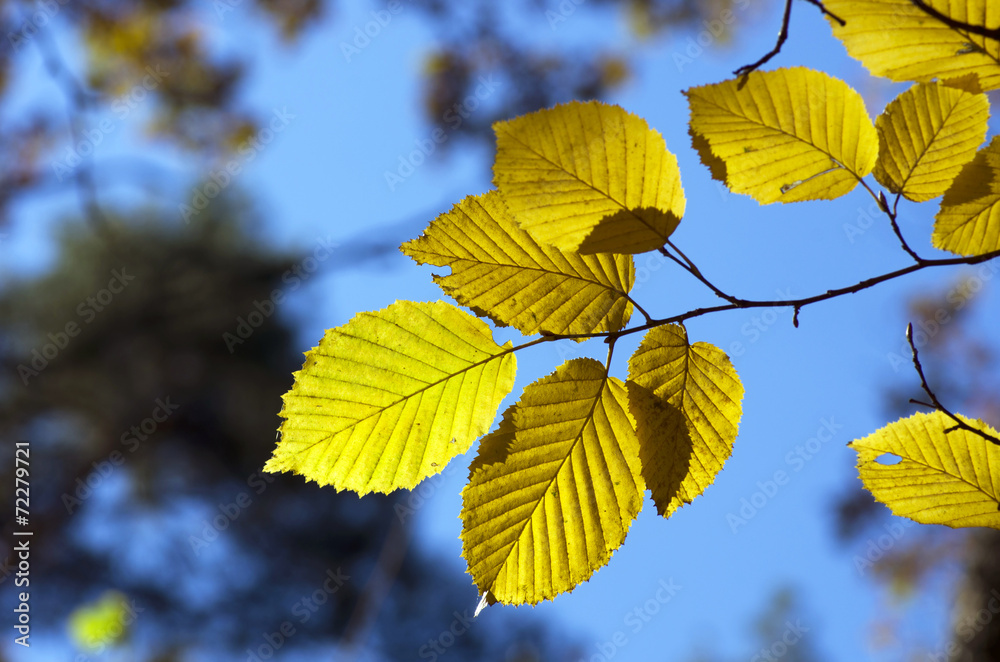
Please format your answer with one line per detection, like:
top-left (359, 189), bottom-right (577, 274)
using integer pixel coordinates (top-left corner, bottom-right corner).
top-left (0, 0), bottom-right (754, 659)
top-left (0, 200), bottom-right (591, 660)
top-left (0, 0), bottom-right (743, 228)
top-left (686, 589), bottom-right (826, 662)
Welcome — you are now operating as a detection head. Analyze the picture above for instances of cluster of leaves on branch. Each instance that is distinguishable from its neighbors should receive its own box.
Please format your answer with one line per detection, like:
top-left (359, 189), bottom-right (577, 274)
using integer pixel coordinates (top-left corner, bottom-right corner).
top-left (266, 0), bottom-right (1000, 607)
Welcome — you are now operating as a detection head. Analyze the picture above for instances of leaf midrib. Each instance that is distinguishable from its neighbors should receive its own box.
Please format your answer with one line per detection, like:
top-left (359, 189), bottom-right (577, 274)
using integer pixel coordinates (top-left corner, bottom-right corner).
top-left (288, 334), bottom-right (516, 456)
top-left (424, 247), bottom-right (630, 298)
top-left (858, 438), bottom-right (999, 507)
top-left (486, 370), bottom-right (619, 593)
top-left (691, 84), bottom-right (869, 182)
top-left (498, 124), bottom-right (665, 239)
top-left (893, 92), bottom-right (968, 192)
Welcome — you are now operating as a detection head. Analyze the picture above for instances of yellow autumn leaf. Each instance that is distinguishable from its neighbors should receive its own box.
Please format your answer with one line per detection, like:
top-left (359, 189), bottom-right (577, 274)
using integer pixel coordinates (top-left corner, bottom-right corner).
top-left (461, 358), bottom-right (644, 605)
top-left (686, 67), bottom-right (878, 204)
top-left (266, 300), bottom-right (517, 494)
top-left (850, 411), bottom-right (1000, 529)
top-left (933, 135), bottom-right (1000, 256)
top-left (492, 100), bottom-right (685, 254)
top-left (628, 324), bottom-right (744, 517)
top-left (825, 0), bottom-right (1000, 92)
top-left (874, 82), bottom-right (989, 202)
top-left (401, 191), bottom-right (635, 338)
top-left (67, 591), bottom-right (131, 652)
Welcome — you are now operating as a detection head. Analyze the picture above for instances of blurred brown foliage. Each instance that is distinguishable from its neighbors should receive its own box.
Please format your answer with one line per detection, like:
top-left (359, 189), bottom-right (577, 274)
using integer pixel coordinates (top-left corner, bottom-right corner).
top-left (0, 0), bottom-right (741, 229)
top-left (0, 199), bottom-right (586, 660)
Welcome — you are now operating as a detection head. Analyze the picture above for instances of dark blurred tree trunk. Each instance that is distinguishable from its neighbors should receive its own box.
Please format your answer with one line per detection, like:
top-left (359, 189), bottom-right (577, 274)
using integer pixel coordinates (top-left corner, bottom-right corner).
top-left (949, 530), bottom-right (1000, 661)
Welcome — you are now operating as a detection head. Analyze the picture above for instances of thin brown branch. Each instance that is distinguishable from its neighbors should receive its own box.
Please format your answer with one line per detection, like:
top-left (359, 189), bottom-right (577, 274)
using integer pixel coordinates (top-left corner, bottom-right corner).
top-left (803, 0), bottom-right (845, 25)
top-left (659, 243), bottom-right (746, 306)
top-left (859, 180), bottom-right (925, 264)
top-left (547, 249), bottom-right (1000, 342)
top-left (909, 0), bottom-right (1000, 40)
top-left (31, 21), bottom-right (120, 251)
top-left (905, 323), bottom-right (1000, 446)
top-left (734, 0), bottom-right (845, 78)
top-left (885, 192), bottom-right (925, 263)
top-left (626, 294), bottom-right (655, 325)
top-left (734, 0), bottom-right (794, 78)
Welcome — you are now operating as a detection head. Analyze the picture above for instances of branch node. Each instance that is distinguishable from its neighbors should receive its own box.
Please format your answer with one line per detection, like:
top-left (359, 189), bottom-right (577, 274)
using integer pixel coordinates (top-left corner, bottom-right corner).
top-left (877, 190), bottom-right (889, 213)
top-left (904, 323), bottom-right (1000, 446)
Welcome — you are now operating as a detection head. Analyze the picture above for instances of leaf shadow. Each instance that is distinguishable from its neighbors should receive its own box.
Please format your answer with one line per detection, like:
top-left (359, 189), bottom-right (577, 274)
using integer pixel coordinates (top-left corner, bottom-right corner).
top-left (468, 405), bottom-right (517, 479)
top-left (941, 136), bottom-right (1000, 208)
top-left (577, 208), bottom-right (682, 255)
top-left (626, 381), bottom-right (695, 518)
top-left (690, 128), bottom-right (728, 183)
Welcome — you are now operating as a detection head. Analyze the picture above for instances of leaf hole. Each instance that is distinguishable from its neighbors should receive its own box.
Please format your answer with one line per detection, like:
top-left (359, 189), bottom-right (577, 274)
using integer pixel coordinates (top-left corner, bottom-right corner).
top-left (875, 453), bottom-right (902, 466)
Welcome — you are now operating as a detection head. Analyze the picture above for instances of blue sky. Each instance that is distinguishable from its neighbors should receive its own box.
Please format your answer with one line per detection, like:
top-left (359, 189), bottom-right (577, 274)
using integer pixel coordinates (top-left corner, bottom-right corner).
top-left (6, 0), bottom-right (1000, 659)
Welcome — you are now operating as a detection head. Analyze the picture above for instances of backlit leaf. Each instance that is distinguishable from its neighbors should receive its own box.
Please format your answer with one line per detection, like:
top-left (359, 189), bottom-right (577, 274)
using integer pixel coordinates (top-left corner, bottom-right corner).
top-left (850, 411), bottom-right (1000, 529)
top-left (266, 300), bottom-right (517, 494)
top-left (825, 0), bottom-right (1000, 91)
top-left (874, 82), bottom-right (989, 201)
top-left (493, 100), bottom-right (685, 254)
top-left (686, 67), bottom-right (878, 203)
top-left (461, 358), bottom-right (644, 605)
top-left (933, 135), bottom-right (1000, 256)
top-left (628, 324), bottom-right (744, 517)
top-left (401, 191), bottom-right (634, 338)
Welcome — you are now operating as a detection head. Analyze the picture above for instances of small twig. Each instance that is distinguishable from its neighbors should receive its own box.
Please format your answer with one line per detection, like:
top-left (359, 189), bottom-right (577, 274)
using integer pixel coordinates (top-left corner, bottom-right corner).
top-left (547, 249), bottom-right (1000, 343)
top-left (734, 0), bottom-right (793, 78)
top-left (803, 0), bottom-right (845, 26)
top-left (860, 181), bottom-right (924, 264)
top-left (906, 323), bottom-right (1000, 446)
top-left (659, 243), bottom-right (746, 306)
top-left (886, 193), bottom-right (922, 263)
top-left (733, 0), bottom-right (845, 79)
top-left (909, 0), bottom-right (1000, 40)
top-left (658, 246), bottom-right (691, 273)
top-left (627, 295), bottom-right (654, 325)
top-left (604, 336), bottom-right (617, 362)
top-left (663, 239), bottom-right (698, 274)
top-left (31, 20), bottom-right (121, 253)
